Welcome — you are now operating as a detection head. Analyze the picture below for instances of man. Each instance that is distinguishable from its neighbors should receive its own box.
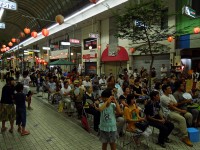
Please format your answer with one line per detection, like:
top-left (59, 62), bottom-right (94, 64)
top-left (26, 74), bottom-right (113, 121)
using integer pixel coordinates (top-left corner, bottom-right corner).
top-left (161, 64), bottom-right (167, 78)
top-left (145, 91), bottom-right (174, 148)
top-left (160, 84), bottom-right (193, 147)
top-left (173, 81), bottom-right (199, 127)
top-left (82, 76), bottom-right (92, 88)
top-left (60, 81), bottom-right (73, 116)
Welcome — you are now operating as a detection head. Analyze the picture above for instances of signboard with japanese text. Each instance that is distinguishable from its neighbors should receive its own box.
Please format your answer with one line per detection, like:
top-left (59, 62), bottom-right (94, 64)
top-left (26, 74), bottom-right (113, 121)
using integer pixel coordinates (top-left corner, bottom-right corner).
top-left (0, 0), bottom-right (17, 10)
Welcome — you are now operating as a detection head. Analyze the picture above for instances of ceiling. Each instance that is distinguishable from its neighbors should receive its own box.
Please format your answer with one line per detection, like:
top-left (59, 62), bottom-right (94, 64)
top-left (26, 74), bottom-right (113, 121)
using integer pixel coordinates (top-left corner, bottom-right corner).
top-left (0, 0), bottom-right (90, 45)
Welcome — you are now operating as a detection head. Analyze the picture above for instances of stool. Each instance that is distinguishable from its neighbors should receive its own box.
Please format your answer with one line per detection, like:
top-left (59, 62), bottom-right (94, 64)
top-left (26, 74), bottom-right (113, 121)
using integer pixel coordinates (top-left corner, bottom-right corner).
top-left (187, 128), bottom-right (199, 142)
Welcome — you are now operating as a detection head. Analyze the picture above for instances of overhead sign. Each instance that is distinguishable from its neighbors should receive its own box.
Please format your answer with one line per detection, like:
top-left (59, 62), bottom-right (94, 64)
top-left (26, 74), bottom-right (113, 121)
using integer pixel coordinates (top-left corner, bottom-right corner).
top-left (182, 6), bottom-right (196, 18)
top-left (70, 39), bottom-right (80, 44)
top-left (0, 22), bottom-right (5, 29)
top-left (89, 33), bottom-right (99, 38)
top-left (0, 0), bottom-right (17, 10)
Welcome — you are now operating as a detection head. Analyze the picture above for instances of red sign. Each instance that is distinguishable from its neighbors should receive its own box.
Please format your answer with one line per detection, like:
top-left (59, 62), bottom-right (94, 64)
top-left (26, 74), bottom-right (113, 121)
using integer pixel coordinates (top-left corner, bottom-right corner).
top-left (82, 53), bottom-right (97, 59)
top-left (70, 39), bottom-right (80, 44)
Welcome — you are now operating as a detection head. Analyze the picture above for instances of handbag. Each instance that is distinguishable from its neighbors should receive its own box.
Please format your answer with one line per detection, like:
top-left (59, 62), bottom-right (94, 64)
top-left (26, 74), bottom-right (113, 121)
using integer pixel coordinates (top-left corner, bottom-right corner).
top-left (135, 121), bottom-right (149, 132)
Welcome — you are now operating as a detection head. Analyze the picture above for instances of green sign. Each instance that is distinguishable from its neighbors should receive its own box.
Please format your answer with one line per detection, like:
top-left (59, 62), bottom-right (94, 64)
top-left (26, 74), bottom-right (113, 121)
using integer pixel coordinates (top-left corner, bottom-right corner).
top-left (182, 6), bottom-right (196, 18)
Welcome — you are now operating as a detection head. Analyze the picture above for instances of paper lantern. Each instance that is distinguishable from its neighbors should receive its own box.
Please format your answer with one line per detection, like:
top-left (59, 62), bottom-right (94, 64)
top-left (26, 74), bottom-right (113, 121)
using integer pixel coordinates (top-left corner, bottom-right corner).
top-left (42, 28), bottom-right (49, 37)
top-left (89, 0), bottom-right (98, 4)
top-left (130, 47), bottom-right (135, 53)
top-left (55, 15), bottom-right (64, 25)
top-left (20, 32), bottom-right (25, 37)
top-left (24, 27), bottom-right (30, 34)
top-left (11, 38), bottom-right (16, 43)
top-left (167, 36), bottom-right (173, 42)
top-left (194, 27), bottom-right (200, 34)
top-left (2, 45), bottom-right (6, 48)
top-left (31, 31), bottom-right (37, 38)
top-left (8, 42), bottom-right (13, 47)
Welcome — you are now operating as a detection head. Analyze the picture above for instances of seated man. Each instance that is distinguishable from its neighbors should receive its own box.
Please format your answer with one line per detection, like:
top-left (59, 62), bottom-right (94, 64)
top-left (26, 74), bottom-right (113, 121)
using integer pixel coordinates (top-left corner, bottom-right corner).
top-left (173, 81), bottom-right (199, 127)
top-left (60, 81), bottom-right (73, 115)
top-left (145, 91), bottom-right (174, 148)
top-left (160, 84), bottom-right (193, 147)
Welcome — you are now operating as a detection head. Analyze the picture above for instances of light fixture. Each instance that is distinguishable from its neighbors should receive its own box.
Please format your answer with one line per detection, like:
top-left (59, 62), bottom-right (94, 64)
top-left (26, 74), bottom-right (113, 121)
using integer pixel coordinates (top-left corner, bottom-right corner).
top-left (42, 47), bottom-right (50, 50)
top-left (71, 53), bottom-right (73, 56)
top-left (61, 42), bottom-right (70, 45)
top-left (89, 46), bottom-right (92, 50)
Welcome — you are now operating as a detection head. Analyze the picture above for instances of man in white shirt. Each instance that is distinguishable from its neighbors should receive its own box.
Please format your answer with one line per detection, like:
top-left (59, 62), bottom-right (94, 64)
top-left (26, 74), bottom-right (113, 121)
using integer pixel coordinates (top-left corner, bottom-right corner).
top-left (160, 84), bottom-right (193, 147)
top-left (160, 64), bottom-right (167, 78)
top-left (82, 76), bottom-right (92, 87)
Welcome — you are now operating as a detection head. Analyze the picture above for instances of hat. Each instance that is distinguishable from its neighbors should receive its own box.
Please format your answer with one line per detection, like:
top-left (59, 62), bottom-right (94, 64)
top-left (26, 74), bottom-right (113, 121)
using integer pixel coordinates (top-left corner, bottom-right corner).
top-left (74, 80), bottom-right (79, 84)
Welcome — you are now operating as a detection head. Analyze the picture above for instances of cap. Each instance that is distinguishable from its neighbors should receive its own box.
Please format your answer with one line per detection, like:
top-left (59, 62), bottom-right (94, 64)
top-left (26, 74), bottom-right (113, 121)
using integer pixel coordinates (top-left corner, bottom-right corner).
top-left (74, 80), bottom-right (79, 84)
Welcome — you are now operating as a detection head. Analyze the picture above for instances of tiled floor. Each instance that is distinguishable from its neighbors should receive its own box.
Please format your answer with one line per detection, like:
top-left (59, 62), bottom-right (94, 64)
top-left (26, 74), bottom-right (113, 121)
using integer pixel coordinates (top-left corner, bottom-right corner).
top-left (0, 82), bottom-right (200, 150)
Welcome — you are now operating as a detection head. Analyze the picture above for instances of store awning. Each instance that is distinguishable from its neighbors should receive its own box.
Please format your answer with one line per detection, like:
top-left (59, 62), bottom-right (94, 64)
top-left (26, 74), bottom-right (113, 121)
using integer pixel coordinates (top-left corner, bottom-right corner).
top-left (101, 46), bottom-right (129, 62)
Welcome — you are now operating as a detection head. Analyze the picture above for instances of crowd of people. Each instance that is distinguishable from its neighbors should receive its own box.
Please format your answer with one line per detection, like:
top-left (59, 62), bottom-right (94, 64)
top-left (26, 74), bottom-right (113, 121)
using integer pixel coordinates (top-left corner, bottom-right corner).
top-left (0, 65), bottom-right (200, 149)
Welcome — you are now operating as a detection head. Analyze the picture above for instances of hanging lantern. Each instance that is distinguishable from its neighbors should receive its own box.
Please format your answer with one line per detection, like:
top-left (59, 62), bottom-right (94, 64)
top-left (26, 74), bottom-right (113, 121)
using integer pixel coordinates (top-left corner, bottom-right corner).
top-left (2, 45), bottom-right (6, 48)
top-left (24, 27), bottom-right (30, 34)
top-left (55, 15), bottom-right (64, 25)
top-left (194, 27), bottom-right (200, 34)
top-left (130, 47), bottom-right (135, 53)
top-left (167, 36), bottom-right (173, 42)
top-left (42, 28), bottom-right (49, 37)
top-left (20, 32), bottom-right (25, 37)
top-left (16, 39), bottom-right (20, 43)
top-left (8, 42), bottom-right (13, 47)
top-left (31, 31), bottom-right (37, 38)
top-left (89, 0), bottom-right (99, 4)
top-left (11, 38), bottom-right (16, 43)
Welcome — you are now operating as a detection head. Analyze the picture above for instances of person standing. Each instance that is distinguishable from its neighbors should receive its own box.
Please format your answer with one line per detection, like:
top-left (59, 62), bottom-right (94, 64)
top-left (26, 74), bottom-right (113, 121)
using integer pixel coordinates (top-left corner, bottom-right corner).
top-left (0, 77), bottom-right (15, 133)
top-left (161, 64), bottom-right (167, 78)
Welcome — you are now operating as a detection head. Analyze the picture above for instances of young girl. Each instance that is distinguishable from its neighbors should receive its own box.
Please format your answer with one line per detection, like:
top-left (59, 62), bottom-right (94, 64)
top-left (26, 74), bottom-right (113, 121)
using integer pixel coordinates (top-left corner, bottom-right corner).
top-left (95, 88), bottom-right (121, 150)
top-left (14, 83), bottom-right (30, 136)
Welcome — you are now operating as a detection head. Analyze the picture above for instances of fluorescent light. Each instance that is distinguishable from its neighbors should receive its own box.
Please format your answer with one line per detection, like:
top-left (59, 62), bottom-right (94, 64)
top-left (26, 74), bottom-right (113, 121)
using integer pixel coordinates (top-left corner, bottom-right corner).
top-left (24, 50), bottom-right (29, 53)
top-left (0, 8), bottom-right (4, 21)
top-left (42, 47), bottom-right (50, 50)
top-left (61, 42), bottom-right (70, 45)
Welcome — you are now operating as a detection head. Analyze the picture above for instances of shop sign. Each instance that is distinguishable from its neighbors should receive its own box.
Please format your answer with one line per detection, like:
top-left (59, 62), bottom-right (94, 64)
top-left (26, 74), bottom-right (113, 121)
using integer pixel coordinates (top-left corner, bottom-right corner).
top-left (182, 6), bottom-right (196, 18)
top-left (0, 0), bottom-right (17, 10)
top-left (82, 53), bottom-right (97, 59)
top-left (0, 22), bottom-right (5, 29)
top-left (70, 39), bottom-right (80, 44)
top-left (89, 33), bottom-right (99, 38)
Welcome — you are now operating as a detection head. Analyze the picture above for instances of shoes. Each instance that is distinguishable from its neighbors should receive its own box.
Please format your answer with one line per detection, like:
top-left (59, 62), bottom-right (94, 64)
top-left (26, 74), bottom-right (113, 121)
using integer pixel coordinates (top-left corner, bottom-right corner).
top-left (165, 138), bottom-right (172, 143)
top-left (21, 130), bottom-right (30, 136)
top-left (182, 137), bottom-right (193, 147)
top-left (157, 142), bottom-right (166, 148)
top-left (1, 127), bottom-right (7, 132)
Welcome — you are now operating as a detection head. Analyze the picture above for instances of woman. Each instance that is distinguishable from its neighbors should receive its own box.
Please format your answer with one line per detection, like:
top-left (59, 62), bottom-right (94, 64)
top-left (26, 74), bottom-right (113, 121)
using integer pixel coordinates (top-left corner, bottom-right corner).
top-left (107, 75), bottom-right (115, 89)
top-left (119, 86), bottom-right (131, 108)
top-left (83, 86), bottom-right (100, 132)
top-left (0, 77), bottom-right (16, 133)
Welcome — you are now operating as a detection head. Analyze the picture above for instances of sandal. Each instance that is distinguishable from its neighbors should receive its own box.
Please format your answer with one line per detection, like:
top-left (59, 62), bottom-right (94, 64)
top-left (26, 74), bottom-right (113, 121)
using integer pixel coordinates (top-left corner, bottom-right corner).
top-left (1, 127), bottom-right (7, 132)
top-left (21, 130), bottom-right (30, 136)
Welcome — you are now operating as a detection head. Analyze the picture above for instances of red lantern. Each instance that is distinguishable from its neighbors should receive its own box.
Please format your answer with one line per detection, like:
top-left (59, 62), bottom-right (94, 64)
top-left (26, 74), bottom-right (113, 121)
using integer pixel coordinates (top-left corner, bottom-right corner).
top-left (16, 39), bottom-right (20, 43)
top-left (42, 29), bottom-right (49, 37)
top-left (2, 45), bottom-right (6, 48)
top-left (24, 27), bottom-right (30, 34)
top-left (20, 32), bottom-right (25, 37)
top-left (130, 47), bottom-right (135, 53)
top-left (89, 0), bottom-right (98, 4)
top-left (8, 42), bottom-right (13, 47)
top-left (11, 38), bottom-right (16, 43)
top-left (194, 27), bottom-right (200, 34)
top-left (55, 15), bottom-right (64, 25)
top-left (167, 36), bottom-right (173, 42)
top-left (31, 31), bottom-right (37, 38)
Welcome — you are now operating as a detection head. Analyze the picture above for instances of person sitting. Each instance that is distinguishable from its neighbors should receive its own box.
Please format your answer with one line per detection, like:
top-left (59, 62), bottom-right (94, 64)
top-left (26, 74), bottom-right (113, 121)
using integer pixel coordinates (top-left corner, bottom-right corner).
top-left (48, 76), bottom-right (56, 100)
top-left (119, 86), bottom-right (131, 109)
top-left (173, 81), bottom-right (199, 127)
top-left (83, 86), bottom-right (100, 132)
top-left (82, 76), bottom-right (92, 88)
top-left (160, 84), bottom-right (193, 147)
top-left (145, 91), bottom-right (174, 148)
top-left (123, 94), bottom-right (150, 145)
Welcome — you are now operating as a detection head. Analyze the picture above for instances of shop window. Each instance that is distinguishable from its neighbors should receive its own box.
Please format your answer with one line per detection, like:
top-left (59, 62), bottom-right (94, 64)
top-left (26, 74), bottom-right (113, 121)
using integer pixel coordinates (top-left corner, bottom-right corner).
top-left (83, 38), bottom-right (97, 50)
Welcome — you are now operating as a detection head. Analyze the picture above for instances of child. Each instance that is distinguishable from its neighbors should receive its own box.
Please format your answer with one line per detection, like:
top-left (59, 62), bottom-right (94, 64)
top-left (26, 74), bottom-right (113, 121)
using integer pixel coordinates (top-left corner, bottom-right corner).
top-left (95, 88), bottom-right (122, 150)
top-left (14, 83), bottom-right (30, 136)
